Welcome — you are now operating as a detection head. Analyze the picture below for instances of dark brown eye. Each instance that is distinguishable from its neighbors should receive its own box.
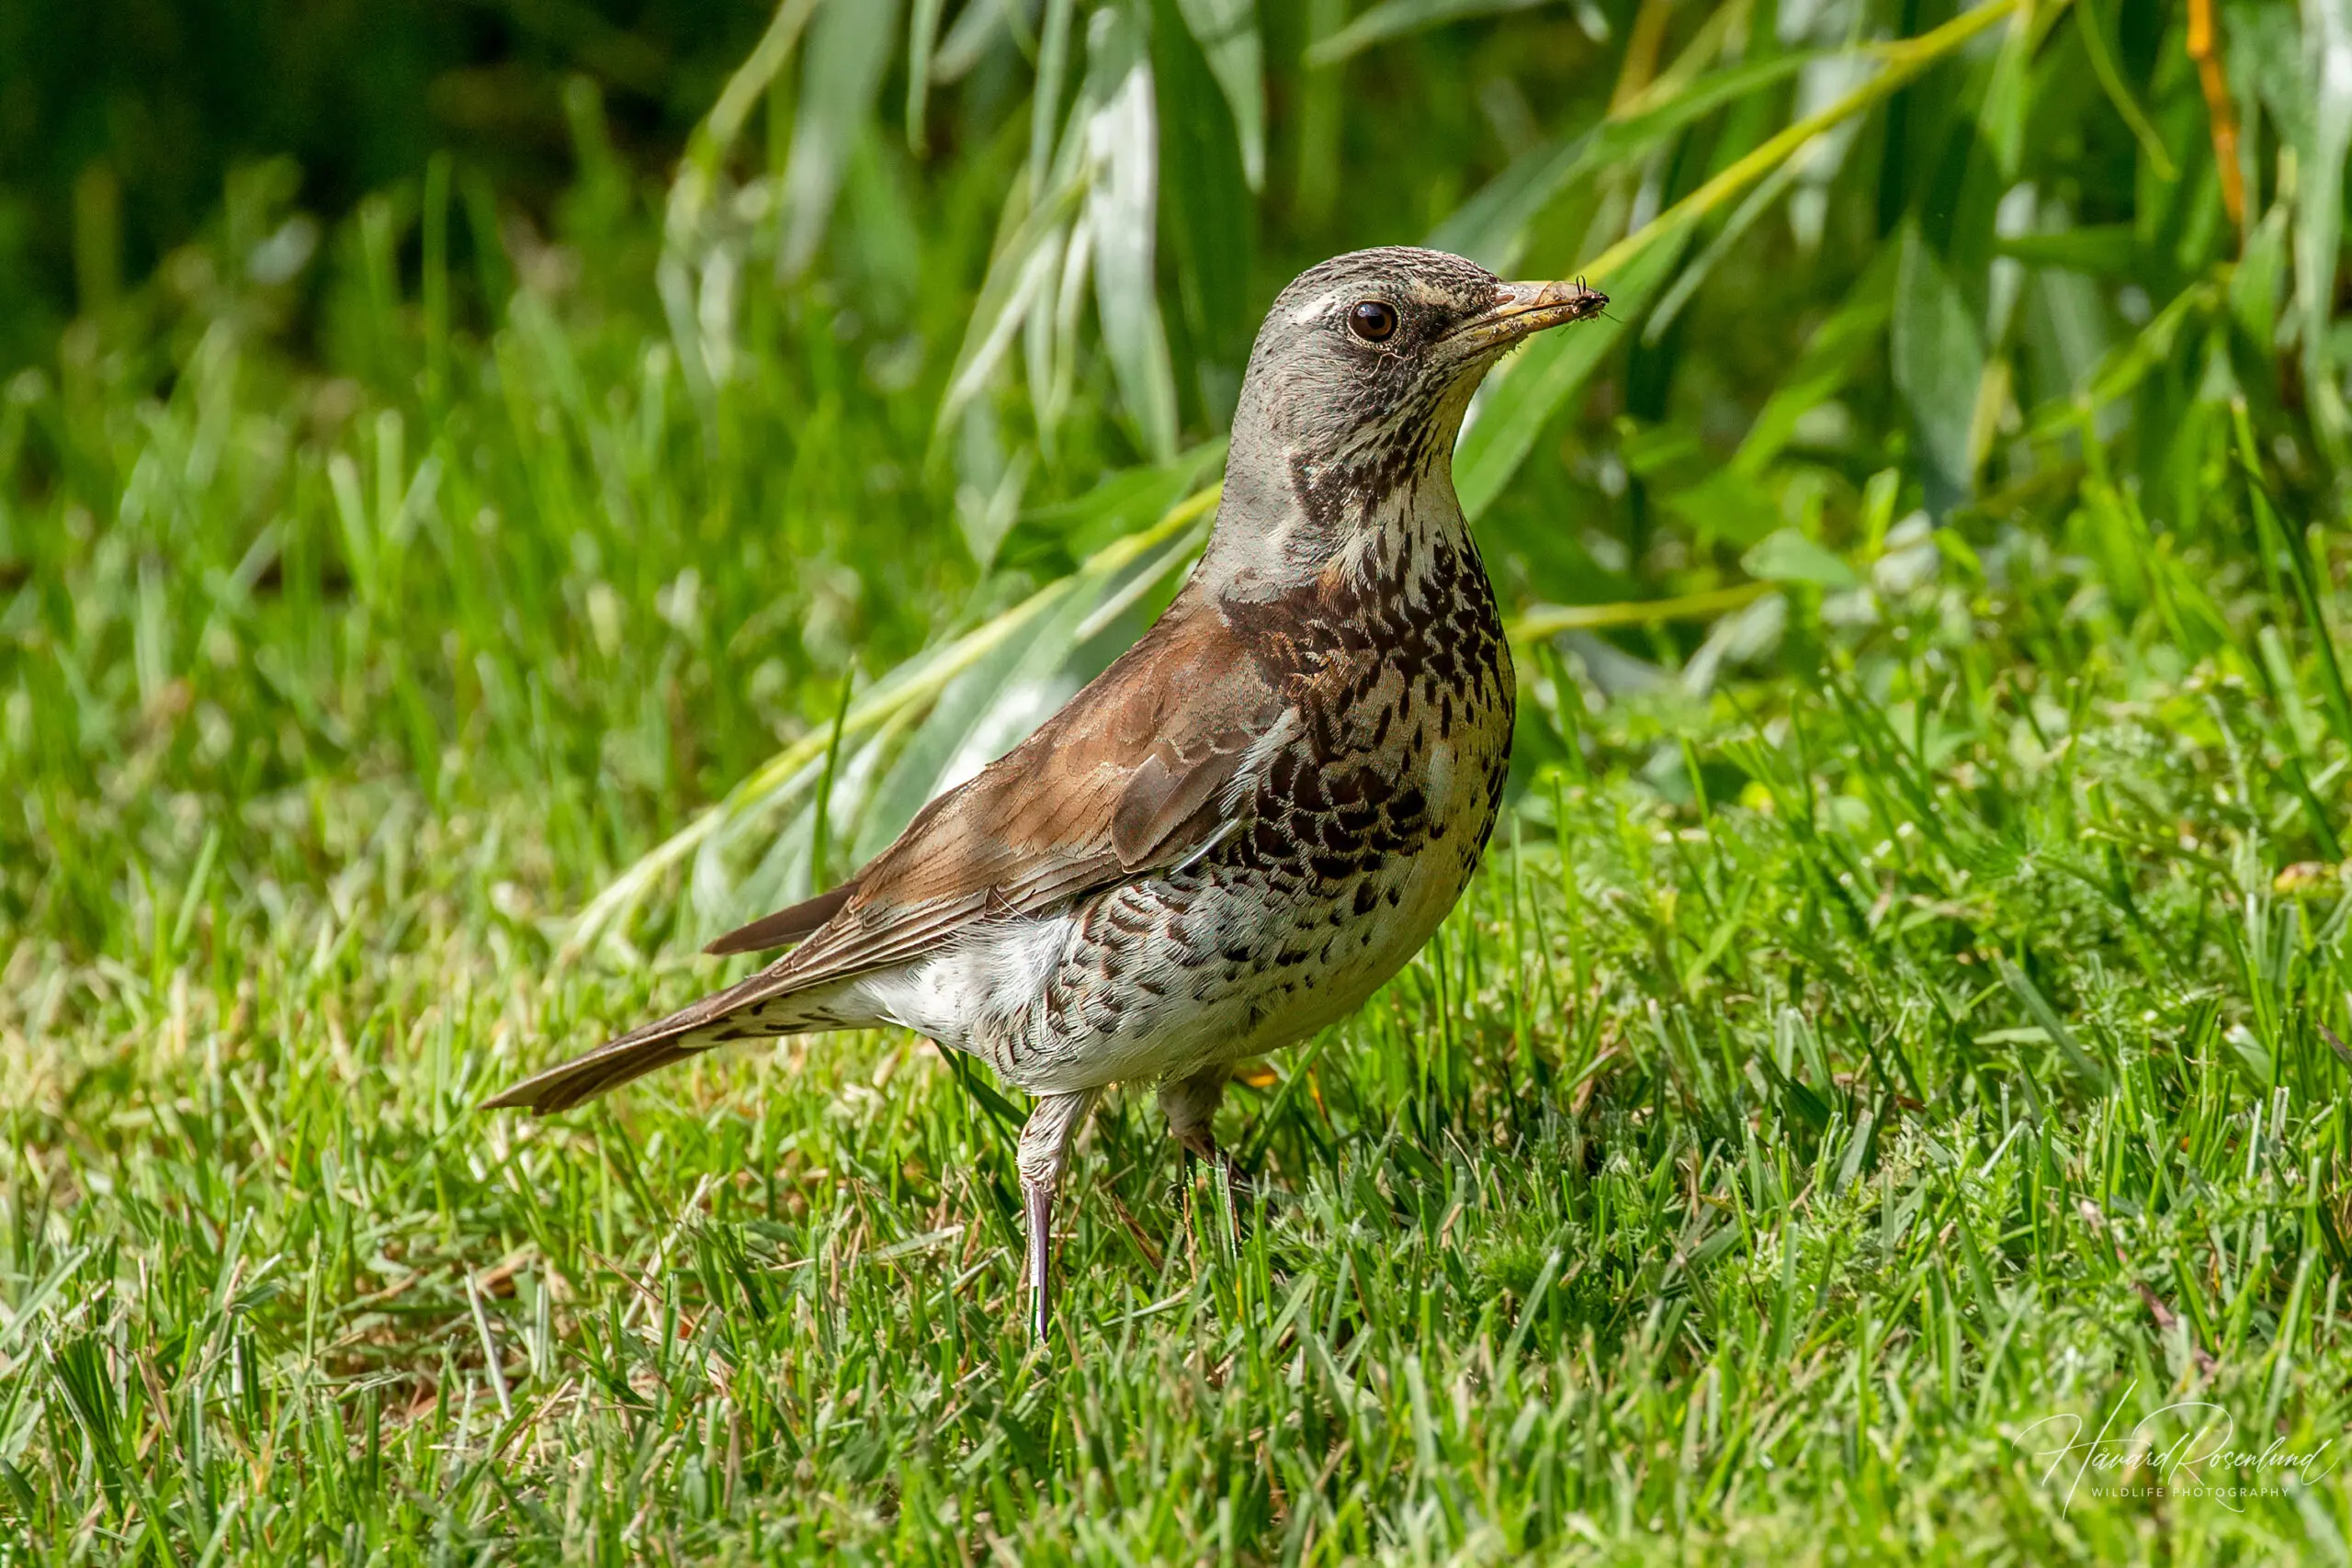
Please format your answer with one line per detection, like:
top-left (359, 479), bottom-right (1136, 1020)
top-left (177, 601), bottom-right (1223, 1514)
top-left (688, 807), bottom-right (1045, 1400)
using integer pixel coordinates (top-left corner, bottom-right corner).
top-left (1347, 300), bottom-right (1398, 342)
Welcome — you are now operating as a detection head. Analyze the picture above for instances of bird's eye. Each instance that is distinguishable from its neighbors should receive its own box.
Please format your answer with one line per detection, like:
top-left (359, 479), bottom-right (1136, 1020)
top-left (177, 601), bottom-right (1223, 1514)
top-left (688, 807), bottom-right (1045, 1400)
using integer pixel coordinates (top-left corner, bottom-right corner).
top-left (1347, 300), bottom-right (1399, 342)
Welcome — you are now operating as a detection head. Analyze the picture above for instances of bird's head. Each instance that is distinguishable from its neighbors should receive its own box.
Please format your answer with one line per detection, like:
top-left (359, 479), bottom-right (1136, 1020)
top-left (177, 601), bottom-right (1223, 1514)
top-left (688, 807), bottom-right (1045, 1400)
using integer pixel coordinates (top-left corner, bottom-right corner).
top-left (1208, 246), bottom-right (1606, 598)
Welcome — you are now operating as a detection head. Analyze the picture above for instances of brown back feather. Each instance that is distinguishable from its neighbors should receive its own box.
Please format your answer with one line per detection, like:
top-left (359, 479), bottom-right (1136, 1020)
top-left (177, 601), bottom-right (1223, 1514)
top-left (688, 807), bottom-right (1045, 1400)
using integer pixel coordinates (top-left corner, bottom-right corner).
top-left (487, 591), bottom-right (1294, 1116)
top-left (748, 592), bottom-right (1281, 998)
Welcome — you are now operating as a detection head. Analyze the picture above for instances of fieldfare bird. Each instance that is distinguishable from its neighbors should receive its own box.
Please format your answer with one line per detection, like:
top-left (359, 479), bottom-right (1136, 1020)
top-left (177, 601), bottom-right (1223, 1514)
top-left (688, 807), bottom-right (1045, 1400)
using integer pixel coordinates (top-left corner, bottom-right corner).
top-left (488, 247), bottom-right (1607, 1337)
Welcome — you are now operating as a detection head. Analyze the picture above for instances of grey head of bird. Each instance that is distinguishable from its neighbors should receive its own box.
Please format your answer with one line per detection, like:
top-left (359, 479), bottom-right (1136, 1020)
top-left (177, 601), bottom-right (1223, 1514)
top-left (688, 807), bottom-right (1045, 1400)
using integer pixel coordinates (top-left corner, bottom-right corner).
top-left (1204, 245), bottom-right (1607, 601)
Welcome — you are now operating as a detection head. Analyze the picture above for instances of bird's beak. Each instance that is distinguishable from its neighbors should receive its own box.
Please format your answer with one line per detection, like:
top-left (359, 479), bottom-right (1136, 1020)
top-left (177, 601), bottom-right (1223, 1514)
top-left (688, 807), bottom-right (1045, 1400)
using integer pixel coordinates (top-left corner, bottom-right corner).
top-left (1445, 277), bottom-right (1610, 353)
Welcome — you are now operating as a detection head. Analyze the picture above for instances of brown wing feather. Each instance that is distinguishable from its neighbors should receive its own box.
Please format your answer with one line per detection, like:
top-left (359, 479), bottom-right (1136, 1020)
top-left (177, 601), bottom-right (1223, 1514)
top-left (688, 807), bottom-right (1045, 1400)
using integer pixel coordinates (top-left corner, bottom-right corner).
top-left (754, 592), bottom-right (1278, 996)
top-left (485, 592), bottom-right (1283, 1116)
top-left (704, 882), bottom-right (858, 956)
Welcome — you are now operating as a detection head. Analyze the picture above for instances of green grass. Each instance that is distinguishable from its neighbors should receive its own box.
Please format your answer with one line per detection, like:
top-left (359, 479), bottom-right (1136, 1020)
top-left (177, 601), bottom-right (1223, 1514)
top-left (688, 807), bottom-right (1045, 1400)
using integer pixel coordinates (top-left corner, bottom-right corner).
top-left (13, 0), bottom-right (2352, 1560)
top-left (13, 379), bottom-right (2352, 1560)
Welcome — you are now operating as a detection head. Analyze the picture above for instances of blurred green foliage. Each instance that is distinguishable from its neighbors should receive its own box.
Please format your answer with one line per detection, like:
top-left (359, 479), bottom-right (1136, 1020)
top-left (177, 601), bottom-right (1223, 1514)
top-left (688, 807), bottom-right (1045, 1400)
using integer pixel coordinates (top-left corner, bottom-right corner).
top-left (11, 0), bottom-right (2352, 942)
top-left (16, 5), bottom-right (2352, 1558)
top-left (0, 0), bottom-right (772, 365)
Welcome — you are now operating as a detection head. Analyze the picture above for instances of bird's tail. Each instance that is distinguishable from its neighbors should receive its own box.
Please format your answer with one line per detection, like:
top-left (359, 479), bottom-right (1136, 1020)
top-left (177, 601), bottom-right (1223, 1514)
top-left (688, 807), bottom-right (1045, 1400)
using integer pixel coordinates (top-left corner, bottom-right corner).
top-left (481, 970), bottom-right (856, 1114)
top-left (480, 1027), bottom-right (715, 1114)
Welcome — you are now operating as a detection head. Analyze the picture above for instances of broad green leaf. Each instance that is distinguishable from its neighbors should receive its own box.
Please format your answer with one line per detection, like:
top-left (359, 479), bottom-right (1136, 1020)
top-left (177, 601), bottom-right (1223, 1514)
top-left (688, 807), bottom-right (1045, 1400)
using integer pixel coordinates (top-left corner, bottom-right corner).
top-left (704, 515), bottom-right (1205, 927)
top-left (1173, 0), bottom-right (1266, 189)
top-left (937, 167), bottom-right (1089, 437)
top-left (2298, 0), bottom-right (2352, 458)
top-left (1293, 0), bottom-right (1347, 220)
top-left (1032, 0), bottom-right (1080, 189)
top-left (1427, 132), bottom-right (1598, 275)
top-left (1157, 0), bottom-right (1255, 424)
top-left (779, 0), bottom-right (906, 280)
top-left (1891, 220), bottom-right (1985, 500)
top-left (904, 0), bottom-right (947, 149)
top-left (1084, 6), bottom-right (1182, 462)
top-left (699, 716), bottom-right (889, 926)
top-left (2233, 3), bottom-right (2311, 155)
top-left (848, 587), bottom-right (1098, 870)
top-left (1638, 154), bottom-right (1804, 345)
top-left (2231, 202), bottom-right (2291, 348)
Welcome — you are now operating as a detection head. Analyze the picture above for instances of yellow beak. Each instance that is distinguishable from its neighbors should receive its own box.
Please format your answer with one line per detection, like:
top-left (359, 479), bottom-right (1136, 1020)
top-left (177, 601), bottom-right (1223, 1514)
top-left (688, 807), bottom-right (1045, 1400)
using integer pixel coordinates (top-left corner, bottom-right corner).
top-left (1444, 277), bottom-right (1610, 351)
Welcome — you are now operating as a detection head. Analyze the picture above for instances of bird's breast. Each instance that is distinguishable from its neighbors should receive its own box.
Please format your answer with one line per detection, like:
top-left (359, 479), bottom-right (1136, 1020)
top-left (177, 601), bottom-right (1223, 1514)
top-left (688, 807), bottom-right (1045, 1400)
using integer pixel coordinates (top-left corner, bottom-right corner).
top-left (970, 516), bottom-right (1519, 1092)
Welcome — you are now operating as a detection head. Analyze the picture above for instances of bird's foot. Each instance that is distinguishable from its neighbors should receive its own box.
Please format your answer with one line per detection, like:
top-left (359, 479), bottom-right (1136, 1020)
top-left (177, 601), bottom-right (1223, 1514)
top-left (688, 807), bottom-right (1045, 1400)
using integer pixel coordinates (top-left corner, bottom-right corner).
top-left (1023, 1178), bottom-right (1056, 1342)
top-left (1016, 1089), bottom-right (1100, 1344)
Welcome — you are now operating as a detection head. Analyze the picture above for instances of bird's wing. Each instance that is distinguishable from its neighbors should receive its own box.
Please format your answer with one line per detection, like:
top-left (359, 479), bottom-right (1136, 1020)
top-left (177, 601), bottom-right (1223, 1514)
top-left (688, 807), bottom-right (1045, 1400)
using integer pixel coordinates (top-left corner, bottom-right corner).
top-left (704, 883), bottom-right (858, 956)
top-left (745, 594), bottom-right (1281, 998)
top-left (482, 595), bottom-right (1286, 1115)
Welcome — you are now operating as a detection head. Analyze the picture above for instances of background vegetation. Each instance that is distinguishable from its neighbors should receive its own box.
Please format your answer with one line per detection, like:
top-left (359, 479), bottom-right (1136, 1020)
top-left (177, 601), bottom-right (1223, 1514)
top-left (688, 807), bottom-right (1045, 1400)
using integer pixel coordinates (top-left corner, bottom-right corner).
top-left (11, 0), bottom-right (2352, 1559)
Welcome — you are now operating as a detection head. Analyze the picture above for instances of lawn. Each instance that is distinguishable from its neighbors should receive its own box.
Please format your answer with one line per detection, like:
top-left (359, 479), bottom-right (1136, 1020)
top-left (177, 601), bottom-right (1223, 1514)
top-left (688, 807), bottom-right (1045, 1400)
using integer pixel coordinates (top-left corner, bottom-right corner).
top-left (9, 0), bottom-right (2352, 1562)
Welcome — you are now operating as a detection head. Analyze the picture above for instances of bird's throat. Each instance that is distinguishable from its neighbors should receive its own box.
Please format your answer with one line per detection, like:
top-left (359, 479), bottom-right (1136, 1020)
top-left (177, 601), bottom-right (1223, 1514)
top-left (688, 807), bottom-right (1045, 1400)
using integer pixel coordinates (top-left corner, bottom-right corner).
top-left (1201, 428), bottom-right (1476, 613)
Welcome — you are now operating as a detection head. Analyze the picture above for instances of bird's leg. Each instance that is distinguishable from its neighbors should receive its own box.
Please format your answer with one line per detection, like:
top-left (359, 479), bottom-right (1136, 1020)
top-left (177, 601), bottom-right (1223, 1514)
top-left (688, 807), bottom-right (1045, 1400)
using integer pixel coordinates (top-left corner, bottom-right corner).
top-left (1158, 1065), bottom-right (1251, 1245)
top-left (1016, 1088), bottom-right (1101, 1341)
